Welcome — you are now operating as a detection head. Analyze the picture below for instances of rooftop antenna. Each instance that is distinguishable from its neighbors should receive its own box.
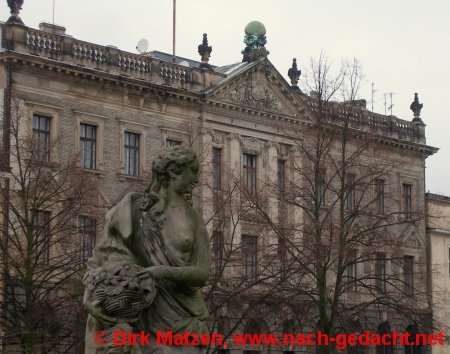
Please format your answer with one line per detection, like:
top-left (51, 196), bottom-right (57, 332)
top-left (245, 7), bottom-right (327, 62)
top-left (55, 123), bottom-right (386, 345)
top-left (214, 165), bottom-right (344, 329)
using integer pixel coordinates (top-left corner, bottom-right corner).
top-left (384, 93), bottom-right (387, 116)
top-left (172, 0), bottom-right (176, 63)
top-left (388, 92), bottom-right (395, 116)
top-left (371, 83), bottom-right (377, 112)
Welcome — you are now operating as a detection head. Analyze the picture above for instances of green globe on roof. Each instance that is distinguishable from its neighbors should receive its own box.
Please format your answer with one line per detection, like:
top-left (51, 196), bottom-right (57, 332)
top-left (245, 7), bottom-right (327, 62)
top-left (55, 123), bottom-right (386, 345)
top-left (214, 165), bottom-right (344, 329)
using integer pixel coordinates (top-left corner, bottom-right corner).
top-left (245, 21), bottom-right (266, 36)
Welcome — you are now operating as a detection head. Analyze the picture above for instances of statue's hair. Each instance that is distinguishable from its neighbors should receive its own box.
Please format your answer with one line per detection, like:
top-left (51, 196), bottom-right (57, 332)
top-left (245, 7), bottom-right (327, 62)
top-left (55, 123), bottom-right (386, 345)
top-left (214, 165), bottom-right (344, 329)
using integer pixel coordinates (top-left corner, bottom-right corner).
top-left (141, 146), bottom-right (198, 229)
top-left (150, 146), bottom-right (198, 190)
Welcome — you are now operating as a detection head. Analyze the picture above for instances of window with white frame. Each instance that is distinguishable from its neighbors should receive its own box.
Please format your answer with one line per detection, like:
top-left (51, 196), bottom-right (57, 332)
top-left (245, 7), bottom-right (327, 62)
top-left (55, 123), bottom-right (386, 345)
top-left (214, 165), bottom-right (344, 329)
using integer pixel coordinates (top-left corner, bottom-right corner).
top-left (402, 183), bottom-right (412, 219)
top-left (78, 216), bottom-right (96, 262)
top-left (346, 249), bottom-right (357, 292)
top-left (33, 210), bottom-right (51, 265)
top-left (212, 148), bottom-right (222, 191)
top-left (345, 174), bottom-right (355, 210)
top-left (124, 132), bottom-right (140, 176)
top-left (317, 168), bottom-right (326, 206)
top-left (374, 179), bottom-right (385, 214)
top-left (166, 139), bottom-right (181, 148)
top-left (403, 255), bottom-right (414, 296)
top-left (80, 123), bottom-right (97, 169)
top-left (242, 235), bottom-right (257, 280)
top-left (375, 252), bottom-right (386, 292)
top-left (243, 154), bottom-right (257, 194)
top-left (32, 114), bottom-right (51, 162)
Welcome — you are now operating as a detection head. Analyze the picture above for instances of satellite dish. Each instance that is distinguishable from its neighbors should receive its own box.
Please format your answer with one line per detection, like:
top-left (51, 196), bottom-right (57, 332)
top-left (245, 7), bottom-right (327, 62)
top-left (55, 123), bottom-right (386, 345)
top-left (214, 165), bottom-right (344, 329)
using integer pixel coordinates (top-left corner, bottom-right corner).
top-left (136, 38), bottom-right (149, 54)
top-left (179, 60), bottom-right (190, 67)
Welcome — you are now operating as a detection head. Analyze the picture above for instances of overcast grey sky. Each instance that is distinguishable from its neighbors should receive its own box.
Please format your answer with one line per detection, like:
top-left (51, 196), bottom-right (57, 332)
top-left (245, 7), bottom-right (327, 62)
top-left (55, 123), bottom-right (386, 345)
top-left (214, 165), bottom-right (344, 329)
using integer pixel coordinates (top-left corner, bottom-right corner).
top-left (13, 0), bottom-right (450, 195)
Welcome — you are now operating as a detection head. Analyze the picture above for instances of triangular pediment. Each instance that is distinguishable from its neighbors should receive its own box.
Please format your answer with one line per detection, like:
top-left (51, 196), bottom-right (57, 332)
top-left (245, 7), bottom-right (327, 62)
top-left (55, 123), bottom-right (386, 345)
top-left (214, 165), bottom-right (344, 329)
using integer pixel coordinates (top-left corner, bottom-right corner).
top-left (206, 59), bottom-right (313, 121)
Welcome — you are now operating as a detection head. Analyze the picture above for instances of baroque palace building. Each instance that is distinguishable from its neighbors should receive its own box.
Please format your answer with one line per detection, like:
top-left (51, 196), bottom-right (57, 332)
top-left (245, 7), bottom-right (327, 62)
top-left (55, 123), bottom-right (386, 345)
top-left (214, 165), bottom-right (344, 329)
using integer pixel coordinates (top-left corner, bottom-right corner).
top-left (0, 4), bottom-right (444, 354)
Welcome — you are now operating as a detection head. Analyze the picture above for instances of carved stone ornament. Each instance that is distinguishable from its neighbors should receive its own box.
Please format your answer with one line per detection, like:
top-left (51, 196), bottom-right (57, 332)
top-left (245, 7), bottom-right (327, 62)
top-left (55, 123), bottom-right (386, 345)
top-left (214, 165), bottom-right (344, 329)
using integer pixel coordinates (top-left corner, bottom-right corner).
top-left (198, 33), bottom-right (212, 70)
top-left (223, 72), bottom-right (290, 115)
top-left (6, 0), bottom-right (24, 24)
top-left (288, 58), bottom-right (301, 89)
top-left (410, 92), bottom-right (424, 124)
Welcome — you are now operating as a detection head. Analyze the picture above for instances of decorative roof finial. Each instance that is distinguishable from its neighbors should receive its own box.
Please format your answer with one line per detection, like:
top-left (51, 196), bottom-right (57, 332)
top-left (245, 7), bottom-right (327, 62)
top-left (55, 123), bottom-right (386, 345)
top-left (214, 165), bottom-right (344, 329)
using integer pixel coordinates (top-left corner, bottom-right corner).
top-left (242, 20), bottom-right (269, 63)
top-left (288, 58), bottom-right (302, 92)
top-left (6, 0), bottom-right (24, 24)
top-left (410, 92), bottom-right (424, 124)
top-left (198, 33), bottom-right (212, 70)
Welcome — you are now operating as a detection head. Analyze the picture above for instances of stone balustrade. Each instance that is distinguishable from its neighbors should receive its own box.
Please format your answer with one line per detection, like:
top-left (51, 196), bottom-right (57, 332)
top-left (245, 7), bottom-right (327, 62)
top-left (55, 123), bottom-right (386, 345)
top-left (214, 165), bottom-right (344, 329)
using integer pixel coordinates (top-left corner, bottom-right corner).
top-left (2, 22), bottom-right (424, 144)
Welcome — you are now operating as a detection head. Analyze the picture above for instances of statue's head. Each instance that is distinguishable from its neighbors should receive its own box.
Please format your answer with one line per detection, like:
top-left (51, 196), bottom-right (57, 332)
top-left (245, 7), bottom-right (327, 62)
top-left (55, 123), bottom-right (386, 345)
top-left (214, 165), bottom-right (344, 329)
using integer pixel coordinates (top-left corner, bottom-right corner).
top-left (151, 146), bottom-right (199, 190)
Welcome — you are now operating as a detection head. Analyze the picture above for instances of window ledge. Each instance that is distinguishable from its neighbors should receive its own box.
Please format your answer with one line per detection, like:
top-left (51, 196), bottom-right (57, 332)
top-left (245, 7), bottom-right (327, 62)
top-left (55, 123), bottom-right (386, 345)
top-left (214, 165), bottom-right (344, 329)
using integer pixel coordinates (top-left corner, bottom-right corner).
top-left (79, 168), bottom-right (106, 178)
top-left (117, 173), bottom-right (147, 182)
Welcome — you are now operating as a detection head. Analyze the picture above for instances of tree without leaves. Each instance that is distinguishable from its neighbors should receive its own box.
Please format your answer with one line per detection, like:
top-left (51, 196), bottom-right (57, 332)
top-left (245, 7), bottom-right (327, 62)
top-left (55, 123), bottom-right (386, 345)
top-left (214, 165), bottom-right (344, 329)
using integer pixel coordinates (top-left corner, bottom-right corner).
top-left (247, 53), bottom-right (432, 353)
top-left (0, 97), bottom-right (103, 353)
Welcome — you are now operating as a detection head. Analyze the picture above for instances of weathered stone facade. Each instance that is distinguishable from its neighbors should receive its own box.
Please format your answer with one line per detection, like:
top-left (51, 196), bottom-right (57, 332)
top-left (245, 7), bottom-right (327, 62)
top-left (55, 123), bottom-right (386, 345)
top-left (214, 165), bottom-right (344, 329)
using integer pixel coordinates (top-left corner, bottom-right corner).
top-left (0, 19), bottom-right (441, 354)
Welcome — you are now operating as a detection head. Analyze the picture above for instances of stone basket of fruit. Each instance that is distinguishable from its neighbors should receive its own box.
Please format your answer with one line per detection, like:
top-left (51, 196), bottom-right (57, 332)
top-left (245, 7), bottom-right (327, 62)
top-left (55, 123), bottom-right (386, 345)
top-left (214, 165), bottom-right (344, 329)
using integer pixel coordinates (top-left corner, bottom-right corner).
top-left (83, 260), bottom-right (155, 322)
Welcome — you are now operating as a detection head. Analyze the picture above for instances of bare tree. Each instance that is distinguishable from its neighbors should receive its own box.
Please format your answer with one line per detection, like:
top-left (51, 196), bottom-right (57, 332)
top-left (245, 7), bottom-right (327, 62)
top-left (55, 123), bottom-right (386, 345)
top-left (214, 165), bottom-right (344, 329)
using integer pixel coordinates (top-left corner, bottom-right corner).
top-left (246, 53), bottom-right (432, 353)
top-left (0, 97), bottom-right (103, 353)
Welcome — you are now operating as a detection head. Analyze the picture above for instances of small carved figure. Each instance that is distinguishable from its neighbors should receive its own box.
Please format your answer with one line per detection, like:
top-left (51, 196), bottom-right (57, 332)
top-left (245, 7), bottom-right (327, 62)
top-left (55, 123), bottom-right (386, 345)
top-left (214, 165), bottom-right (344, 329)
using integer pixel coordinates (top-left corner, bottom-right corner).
top-left (84, 147), bottom-right (210, 353)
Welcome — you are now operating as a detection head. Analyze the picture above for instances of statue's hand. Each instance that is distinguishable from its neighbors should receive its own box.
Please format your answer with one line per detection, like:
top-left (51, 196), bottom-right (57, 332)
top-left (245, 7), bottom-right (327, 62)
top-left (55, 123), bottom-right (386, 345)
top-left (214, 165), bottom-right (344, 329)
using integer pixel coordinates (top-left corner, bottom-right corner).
top-left (137, 265), bottom-right (167, 280)
top-left (84, 297), bottom-right (118, 325)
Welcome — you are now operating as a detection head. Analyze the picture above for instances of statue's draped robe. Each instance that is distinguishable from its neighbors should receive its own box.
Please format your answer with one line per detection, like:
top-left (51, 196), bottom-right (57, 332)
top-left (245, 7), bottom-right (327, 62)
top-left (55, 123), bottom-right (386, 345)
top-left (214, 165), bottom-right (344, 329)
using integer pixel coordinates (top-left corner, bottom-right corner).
top-left (85, 192), bottom-right (208, 353)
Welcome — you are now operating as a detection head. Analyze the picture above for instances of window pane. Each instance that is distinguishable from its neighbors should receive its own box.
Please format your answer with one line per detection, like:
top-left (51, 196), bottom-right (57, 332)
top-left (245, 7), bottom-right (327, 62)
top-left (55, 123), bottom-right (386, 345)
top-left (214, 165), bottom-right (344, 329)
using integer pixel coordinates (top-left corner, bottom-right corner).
top-left (166, 139), bottom-right (181, 148)
top-left (345, 174), bottom-right (355, 210)
top-left (278, 160), bottom-right (285, 195)
top-left (124, 132), bottom-right (140, 176)
top-left (243, 154), bottom-right (257, 194)
top-left (375, 253), bottom-right (386, 291)
top-left (404, 256), bottom-right (414, 296)
top-left (79, 216), bottom-right (96, 262)
top-left (33, 210), bottom-right (51, 265)
top-left (402, 184), bottom-right (412, 218)
top-left (212, 148), bottom-right (222, 190)
top-left (80, 124), bottom-right (96, 169)
top-left (32, 115), bottom-right (51, 162)
top-left (242, 235), bottom-right (257, 280)
top-left (375, 179), bottom-right (385, 214)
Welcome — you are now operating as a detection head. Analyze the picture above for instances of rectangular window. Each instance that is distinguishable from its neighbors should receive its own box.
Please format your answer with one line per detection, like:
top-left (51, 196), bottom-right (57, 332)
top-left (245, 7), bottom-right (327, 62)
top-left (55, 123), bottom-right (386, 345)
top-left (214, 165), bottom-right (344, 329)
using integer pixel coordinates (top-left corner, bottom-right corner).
top-left (212, 231), bottom-right (224, 276)
top-left (277, 160), bottom-right (286, 195)
top-left (346, 249), bottom-right (357, 292)
top-left (78, 216), bottom-right (96, 262)
top-left (243, 154), bottom-right (257, 194)
top-left (375, 252), bottom-right (386, 291)
top-left (33, 210), bottom-right (51, 265)
top-left (212, 148), bottom-right (222, 191)
top-left (317, 168), bottom-right (326, 206)
top-left (404, 255), bottom-right (414, 296)
top-left (80, 123), bottom-right (96, 169)
top-left (242, 235), bottom-right (257, 280)
top-left (374, 179), bottom-right (385, 214)
top-left (278, 236), bottom-right (287, 275)
top-left (124, 132), bottom-right (140, 176)
top-left (403, 183), bottom-right (412, 219)
top-left (345, 174), bottom-right (355, 210)
top-left (166, 139), bottom-right (181, 148)
top-left (32, 114), bottom-right (51, 162)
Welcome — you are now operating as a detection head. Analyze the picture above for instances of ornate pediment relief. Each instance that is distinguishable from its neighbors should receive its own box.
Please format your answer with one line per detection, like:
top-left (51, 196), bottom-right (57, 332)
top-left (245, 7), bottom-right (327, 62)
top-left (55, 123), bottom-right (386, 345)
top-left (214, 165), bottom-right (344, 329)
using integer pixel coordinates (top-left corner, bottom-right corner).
top-left (211, 69), bottom-right (297, 116)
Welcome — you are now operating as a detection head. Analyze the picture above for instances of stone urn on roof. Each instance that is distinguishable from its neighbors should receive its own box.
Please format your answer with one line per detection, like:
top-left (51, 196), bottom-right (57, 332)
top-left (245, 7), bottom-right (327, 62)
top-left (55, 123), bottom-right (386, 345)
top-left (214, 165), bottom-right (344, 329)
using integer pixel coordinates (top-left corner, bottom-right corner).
top-left (6, 0), bottom-right (24, 24)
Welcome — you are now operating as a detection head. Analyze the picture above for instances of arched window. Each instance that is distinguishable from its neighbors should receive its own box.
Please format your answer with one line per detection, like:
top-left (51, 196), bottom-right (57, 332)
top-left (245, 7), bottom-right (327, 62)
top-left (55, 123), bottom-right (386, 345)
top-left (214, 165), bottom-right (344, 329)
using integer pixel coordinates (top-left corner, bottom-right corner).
top-left (377, 322), bottom-right (394, 354)
top-left (244, 319), bottom-right (263, 354)
top-left (347, 320), bottom-right (366, 354)
top-left (404, 324), bottom-right (423, 354)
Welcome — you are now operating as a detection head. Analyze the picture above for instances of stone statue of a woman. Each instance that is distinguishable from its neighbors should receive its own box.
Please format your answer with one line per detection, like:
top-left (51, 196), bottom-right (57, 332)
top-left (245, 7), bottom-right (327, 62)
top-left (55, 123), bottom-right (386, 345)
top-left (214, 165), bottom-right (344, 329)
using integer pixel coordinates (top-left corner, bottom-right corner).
top-left (84, 147), bottom-right (210, 354)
